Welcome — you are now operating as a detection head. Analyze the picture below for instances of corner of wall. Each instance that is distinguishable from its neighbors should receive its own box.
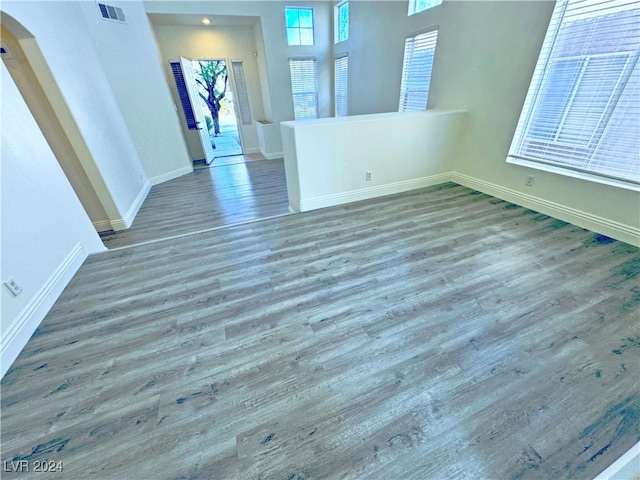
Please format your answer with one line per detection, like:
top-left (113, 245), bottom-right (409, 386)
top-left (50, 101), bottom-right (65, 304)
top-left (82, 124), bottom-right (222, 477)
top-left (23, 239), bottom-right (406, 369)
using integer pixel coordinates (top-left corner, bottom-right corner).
top-left (450, 172), bottom-right (640, 247)
top-left (110, 179), bottom-right (152, 231)
top-left (1, 244), bottom-right (88, 379)
top-left (149, 164), bottom-right (193, 187)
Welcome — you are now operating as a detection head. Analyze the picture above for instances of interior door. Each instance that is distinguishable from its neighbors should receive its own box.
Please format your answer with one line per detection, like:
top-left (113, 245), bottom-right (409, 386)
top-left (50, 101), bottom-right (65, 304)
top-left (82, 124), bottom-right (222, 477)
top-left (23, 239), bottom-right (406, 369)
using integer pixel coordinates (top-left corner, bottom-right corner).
top-left (179, 57), bottom-right (215, 164)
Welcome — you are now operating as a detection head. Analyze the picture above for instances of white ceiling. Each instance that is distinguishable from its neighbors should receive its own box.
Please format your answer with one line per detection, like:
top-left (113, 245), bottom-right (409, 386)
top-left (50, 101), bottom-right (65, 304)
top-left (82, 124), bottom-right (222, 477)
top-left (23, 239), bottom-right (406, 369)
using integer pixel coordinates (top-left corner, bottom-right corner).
top-left (147, 13), bottom-right (260, 27)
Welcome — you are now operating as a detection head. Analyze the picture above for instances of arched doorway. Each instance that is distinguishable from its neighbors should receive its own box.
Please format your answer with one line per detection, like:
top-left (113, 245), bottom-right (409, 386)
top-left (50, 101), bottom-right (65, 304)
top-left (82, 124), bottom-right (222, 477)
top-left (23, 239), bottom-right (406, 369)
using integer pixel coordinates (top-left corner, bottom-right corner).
top-left (1, 13), bottom-right (119, 233)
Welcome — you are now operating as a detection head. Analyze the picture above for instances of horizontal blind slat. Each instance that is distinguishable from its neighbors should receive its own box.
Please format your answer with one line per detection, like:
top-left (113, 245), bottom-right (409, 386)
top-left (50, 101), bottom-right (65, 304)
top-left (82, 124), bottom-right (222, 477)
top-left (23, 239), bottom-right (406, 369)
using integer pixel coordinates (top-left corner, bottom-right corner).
top-left (508, 0), bottom-right (640, 185)
top-left (399, 29), bottom-right (439, 112)
top-left (231, 60), bottom-right (252, 126)
top-left (334, 55), bottom-right (348, 117)
top-left (289, 58), bottom-right (319, 120)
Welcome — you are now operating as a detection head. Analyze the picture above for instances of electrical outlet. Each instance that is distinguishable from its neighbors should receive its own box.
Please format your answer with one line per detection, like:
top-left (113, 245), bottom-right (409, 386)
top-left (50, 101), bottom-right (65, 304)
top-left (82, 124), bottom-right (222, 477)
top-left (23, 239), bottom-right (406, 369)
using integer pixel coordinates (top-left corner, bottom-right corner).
top-left (525, 175), bottom-right (535, 187)
top-left (366, 171), bottom-right (372, 181)
top-left (4, 277), bottom-right (23, 297)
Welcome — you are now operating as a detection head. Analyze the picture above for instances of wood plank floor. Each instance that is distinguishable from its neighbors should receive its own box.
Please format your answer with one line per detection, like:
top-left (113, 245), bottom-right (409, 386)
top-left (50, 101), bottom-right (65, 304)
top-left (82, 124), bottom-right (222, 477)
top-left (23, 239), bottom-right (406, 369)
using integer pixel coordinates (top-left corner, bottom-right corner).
top-left (101, 156), bottom-right (289, 249)
top-left (2, 183), bottom-right (639, 479)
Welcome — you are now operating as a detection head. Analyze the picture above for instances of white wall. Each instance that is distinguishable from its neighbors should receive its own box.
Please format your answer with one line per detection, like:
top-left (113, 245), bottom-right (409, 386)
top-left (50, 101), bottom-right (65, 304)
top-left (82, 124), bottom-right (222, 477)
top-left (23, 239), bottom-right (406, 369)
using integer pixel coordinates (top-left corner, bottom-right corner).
top-left (331, 1), bottom-right (408, 115)
top-left (1, 61), bottom-right (105, 377)
top-left (3, 1), bottom-right (149, 229)
top-left (78, 1), bottom-right (192, 185)
top-left (0, 23), bottom-right (112, 229)
top-left (423, 1), bottom-right (639, 244)
top-left (341, 0), bottom-right (639, 244)
top-left (281, 110), bottom-right (466, 212)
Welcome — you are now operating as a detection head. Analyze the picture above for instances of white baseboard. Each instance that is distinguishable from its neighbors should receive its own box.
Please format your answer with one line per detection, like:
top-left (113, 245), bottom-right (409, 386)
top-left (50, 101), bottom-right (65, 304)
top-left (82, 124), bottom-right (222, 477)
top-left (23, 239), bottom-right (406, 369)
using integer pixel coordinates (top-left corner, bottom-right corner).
top-left (296, 171), bottom-right (638, 245)
top-left (451, 172), bottom-right (640, 247)
top-left (593, 442), bottom-right (640, 480)
top-left (111, 180), bottom-right (152, 231)
top-left (95, 167), bottom-right (192, 233)
top-left (1, 243), bottom-right (87, 378)
top-left (298, 174), bottom-right (451, 212)
top-left (93, 219), bottom-right (113, 233)
top-left (258, 147), bottom-right (283, 160)
top-left (149, 165), bottom-right (193, 187)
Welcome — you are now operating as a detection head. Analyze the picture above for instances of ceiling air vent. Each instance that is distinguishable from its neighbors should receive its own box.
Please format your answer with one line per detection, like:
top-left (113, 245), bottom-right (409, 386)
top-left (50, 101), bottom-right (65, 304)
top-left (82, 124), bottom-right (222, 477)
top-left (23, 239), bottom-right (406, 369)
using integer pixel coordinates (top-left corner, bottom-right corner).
top-left (98, 3), bottom-right (126, 23)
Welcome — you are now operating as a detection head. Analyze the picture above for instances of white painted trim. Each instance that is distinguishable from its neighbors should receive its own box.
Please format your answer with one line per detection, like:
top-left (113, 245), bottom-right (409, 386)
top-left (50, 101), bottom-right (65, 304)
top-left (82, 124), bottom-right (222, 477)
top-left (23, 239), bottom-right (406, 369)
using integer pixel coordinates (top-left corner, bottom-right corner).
top-left (507, 157), bottom-right (640, 193)
top-left (298, 174), bottom-right (451, 212)
top-left (593, 441), bottom-right (640, 480)
top-left (111, 179), bottom-right (151, 231)
top-left (1, 243), bottom-right (87, 378)
top-left (244, 146), bottom-right (261, 155)
top-left (93, 219), bottom-right (113, 232)
top-left (258, 147), bottom-right (283, 160)
top-left (95, 166), bottom-right (193, 233)
top-left (110, 220), bottom-right (127, 231)
top-left (451, 172), bottom-right (640, 247)
top-left (149, 165), bottom-right (193, 187)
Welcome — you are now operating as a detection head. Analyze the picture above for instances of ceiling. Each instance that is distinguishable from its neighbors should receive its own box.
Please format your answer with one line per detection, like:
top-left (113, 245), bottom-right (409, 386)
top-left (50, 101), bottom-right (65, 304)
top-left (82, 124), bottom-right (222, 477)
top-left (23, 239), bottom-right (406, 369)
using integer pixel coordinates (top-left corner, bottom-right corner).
top-left (147, 13), bottom-right (260, 27)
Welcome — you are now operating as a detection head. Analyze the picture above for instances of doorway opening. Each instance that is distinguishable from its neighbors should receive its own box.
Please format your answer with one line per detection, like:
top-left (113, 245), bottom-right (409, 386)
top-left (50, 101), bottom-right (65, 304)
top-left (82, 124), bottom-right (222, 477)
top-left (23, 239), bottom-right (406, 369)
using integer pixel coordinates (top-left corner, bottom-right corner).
top-left (192, 59), bottom-right (242, 160)
top-left (1, 17), bottom-right (116, 234)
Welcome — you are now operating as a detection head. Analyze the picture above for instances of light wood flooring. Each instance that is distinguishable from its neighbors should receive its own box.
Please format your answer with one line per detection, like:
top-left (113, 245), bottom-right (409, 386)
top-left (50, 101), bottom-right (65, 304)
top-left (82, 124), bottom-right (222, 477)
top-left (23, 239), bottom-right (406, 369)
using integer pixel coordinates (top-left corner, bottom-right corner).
top-left (2, 182), bottom-right (639, 479)
top-left (101, 156), bottom-right (289, 249)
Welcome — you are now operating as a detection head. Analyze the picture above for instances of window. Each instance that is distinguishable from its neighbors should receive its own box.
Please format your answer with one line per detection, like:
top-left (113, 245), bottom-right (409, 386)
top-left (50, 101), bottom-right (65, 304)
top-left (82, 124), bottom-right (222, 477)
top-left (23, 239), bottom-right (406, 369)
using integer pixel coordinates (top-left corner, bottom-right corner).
top-left (335, 54), bottom-right (348, 116)
top-left (408, 0), bottom-right (442, 15)
top-left (231, 60), bottom-right (252, 125)
top-left (508, 0), bottom-right (640, 187)
top-left (170, 61), bottom-right (198, 130)
top-left (285, 7), bottom-right (314, 46)
top-left (289, 57), bottom-right (318, 119)
top-left (399, 29), bottom-right (439, 111)
top-left (335, 2), bottom-right (349, 43)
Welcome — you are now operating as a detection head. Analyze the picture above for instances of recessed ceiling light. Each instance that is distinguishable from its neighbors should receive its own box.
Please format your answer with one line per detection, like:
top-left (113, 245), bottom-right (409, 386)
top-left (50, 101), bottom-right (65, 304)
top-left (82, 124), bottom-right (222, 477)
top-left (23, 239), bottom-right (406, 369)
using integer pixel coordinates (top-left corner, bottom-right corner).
top-left (201, 18), bottom-right (211, 25)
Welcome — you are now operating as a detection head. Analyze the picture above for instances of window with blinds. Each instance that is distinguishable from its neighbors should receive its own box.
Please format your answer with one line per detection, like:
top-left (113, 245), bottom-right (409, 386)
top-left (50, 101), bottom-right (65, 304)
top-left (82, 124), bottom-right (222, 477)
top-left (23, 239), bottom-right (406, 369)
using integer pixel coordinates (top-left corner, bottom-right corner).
top-left (231, 60), bottom-right (252, 125)
top-left (170, 61), bottom-right (198, 130)
top-left (334, 54), bottom-right (348, 117)
top-left (289, 57), bottom-right (319, 120)
top-left (508, 0), bottom-right (640, 187)
top-left (399, 29), bottom-right (439, 112)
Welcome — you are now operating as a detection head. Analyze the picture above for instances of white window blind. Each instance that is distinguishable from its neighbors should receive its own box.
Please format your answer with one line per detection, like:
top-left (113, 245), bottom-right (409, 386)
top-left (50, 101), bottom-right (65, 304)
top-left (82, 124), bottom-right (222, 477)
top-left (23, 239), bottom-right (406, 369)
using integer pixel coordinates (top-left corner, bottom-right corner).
top-left (508, 0), bottom-right (640, 186)
top-left (231, 60), bottom-right (252, 125)
top-left (289, 57), bottom-right (319, 120)
top-left (170, 61), bottom-right (198, 130)
top-left (334, 54), bottom-right (348, 117)
top-left (399, 29), bottom-right (438, 112)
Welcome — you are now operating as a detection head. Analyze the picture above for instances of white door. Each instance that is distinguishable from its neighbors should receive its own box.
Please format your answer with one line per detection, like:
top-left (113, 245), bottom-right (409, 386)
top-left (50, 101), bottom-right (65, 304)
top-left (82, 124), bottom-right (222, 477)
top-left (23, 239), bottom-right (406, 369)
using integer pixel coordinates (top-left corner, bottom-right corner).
top-left (179, 57), bottom-right (215, 164)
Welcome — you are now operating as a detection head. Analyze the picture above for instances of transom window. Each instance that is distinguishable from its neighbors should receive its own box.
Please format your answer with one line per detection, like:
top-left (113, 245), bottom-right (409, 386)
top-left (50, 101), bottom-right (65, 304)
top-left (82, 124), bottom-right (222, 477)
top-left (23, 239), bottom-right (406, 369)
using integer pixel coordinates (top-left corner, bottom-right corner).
top-left (508, 0), bottom-right (640, 187)
top-left (335, 2), bottom-right (349, 43)
top-left (285, 7), bottom-right (314, 46)
top-left (408, 0), bottom-right (442, 16)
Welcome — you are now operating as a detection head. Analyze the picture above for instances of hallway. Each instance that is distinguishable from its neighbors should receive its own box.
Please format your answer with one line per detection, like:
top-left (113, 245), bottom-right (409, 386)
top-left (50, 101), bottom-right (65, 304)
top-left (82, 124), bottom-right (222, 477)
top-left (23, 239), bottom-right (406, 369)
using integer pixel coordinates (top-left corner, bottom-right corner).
top-left (101, 156), bottom-right (289, 250)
